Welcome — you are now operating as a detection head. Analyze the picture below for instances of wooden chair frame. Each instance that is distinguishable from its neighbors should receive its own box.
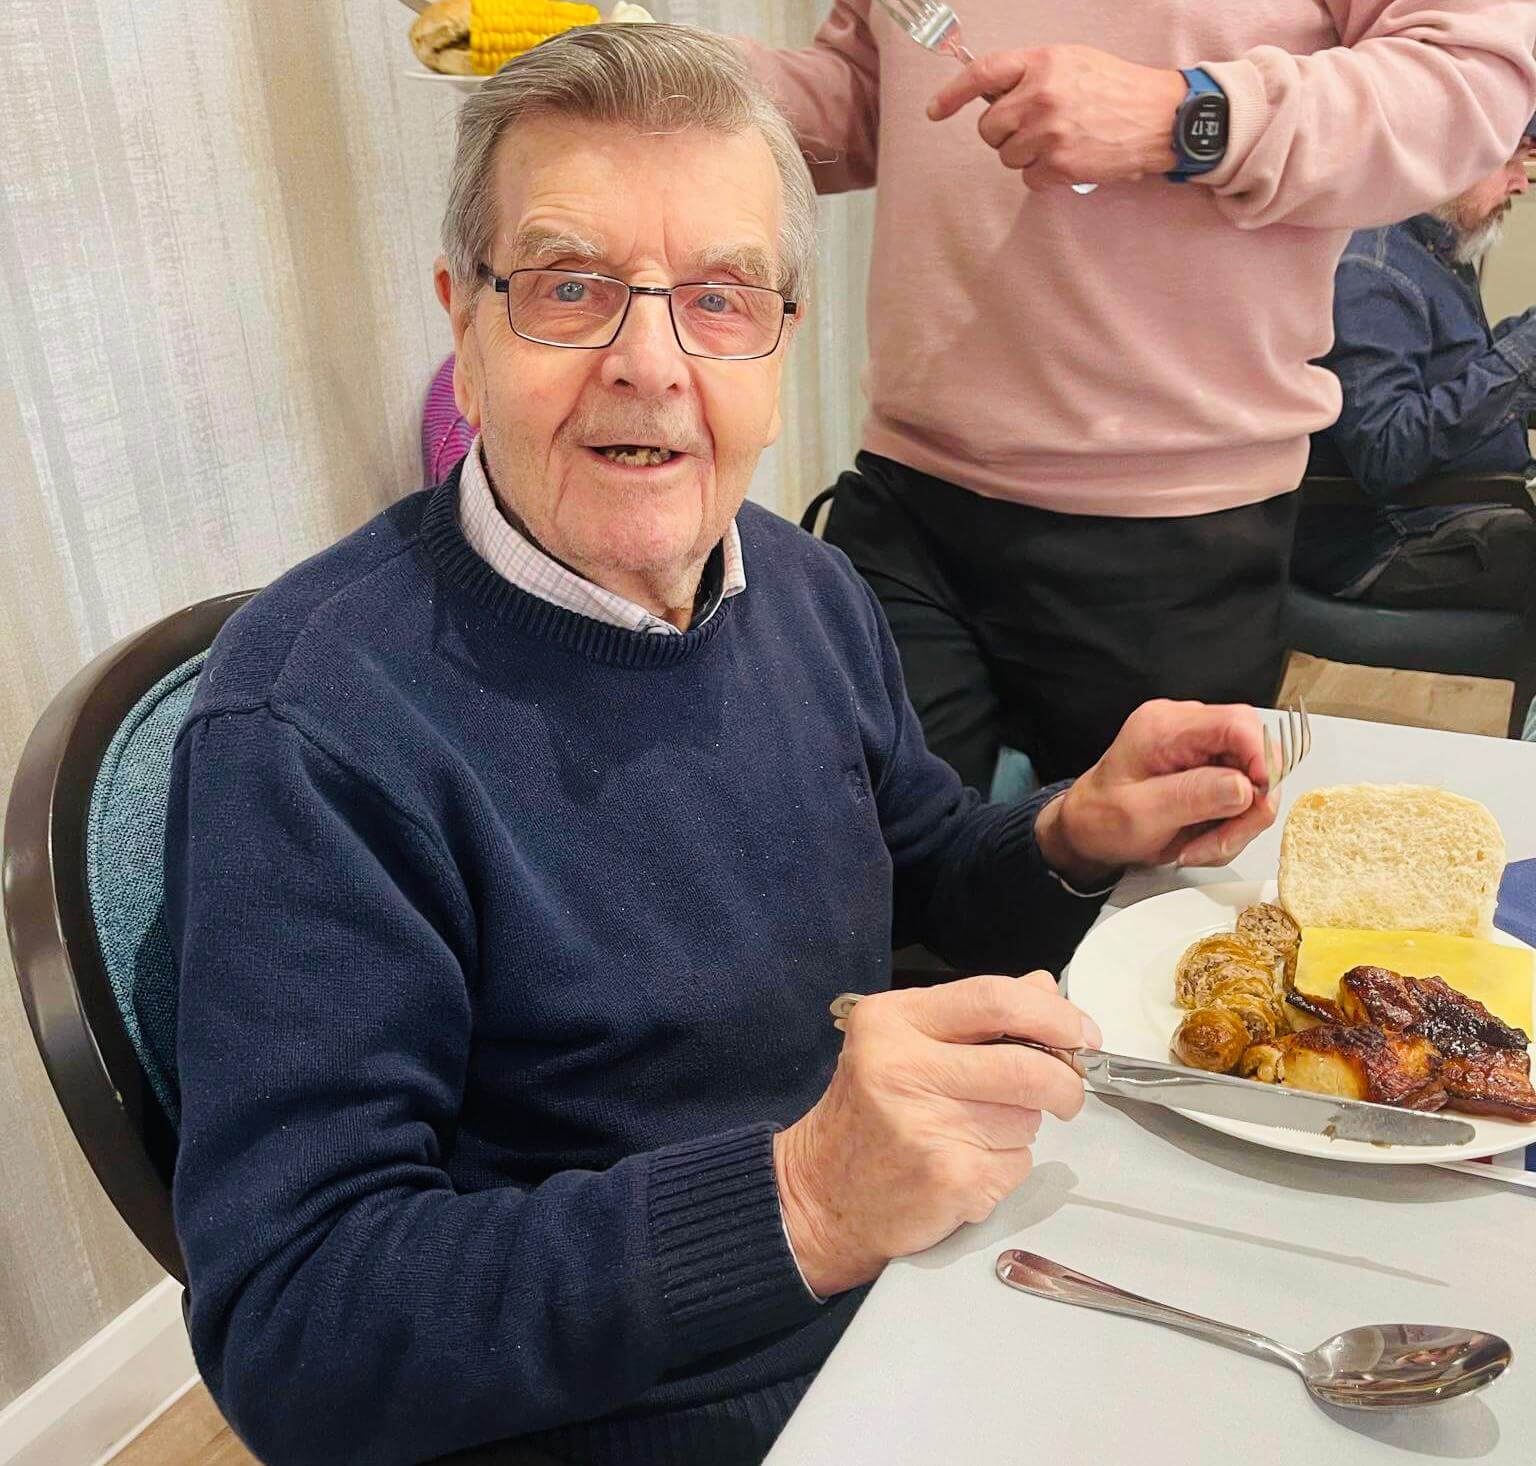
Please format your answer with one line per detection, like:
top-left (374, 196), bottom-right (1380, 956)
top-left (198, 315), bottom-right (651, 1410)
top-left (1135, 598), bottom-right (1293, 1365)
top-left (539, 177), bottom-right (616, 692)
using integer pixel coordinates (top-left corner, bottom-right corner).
top-left (3, 592), bottom-right (254, 1282)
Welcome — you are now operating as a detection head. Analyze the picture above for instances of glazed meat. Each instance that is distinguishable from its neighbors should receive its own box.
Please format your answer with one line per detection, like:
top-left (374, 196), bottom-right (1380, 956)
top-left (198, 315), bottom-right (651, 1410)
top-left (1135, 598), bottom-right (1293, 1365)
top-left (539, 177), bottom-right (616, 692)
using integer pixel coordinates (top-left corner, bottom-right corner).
top-left (1286, 989), bottom-right (1349, 1027)
top-left (1333, 967), bottom-right (1528, 1055)
top-left (1439, 1049), bottom-right (1536, 1122)
top-left (1285, 966), bottom-right (1536, 1122)
top-left (1256, 1025), bottom-right (1447, 1110)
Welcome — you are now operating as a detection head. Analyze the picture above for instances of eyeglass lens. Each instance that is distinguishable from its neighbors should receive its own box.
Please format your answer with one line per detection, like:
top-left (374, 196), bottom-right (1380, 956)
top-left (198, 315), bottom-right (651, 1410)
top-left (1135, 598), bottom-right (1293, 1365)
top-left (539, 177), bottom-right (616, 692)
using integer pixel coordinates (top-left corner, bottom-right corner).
top-left (504, 271), bottom-right (783, 359)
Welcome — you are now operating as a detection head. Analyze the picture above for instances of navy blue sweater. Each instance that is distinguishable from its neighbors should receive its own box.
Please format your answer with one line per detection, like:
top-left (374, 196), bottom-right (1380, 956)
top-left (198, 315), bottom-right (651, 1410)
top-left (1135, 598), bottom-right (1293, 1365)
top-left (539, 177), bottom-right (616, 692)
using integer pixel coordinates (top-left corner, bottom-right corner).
top-left (165, 472), bottom-right (1104, 1465)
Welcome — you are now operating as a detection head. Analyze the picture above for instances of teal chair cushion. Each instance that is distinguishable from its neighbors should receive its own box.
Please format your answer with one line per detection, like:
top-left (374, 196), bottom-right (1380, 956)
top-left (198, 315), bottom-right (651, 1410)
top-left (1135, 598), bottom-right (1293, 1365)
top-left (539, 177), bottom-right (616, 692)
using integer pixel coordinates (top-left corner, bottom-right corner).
top-left (989, 745), bottom-right (1039, 805)
top-left (86, 651), bottom-right (206, 1128)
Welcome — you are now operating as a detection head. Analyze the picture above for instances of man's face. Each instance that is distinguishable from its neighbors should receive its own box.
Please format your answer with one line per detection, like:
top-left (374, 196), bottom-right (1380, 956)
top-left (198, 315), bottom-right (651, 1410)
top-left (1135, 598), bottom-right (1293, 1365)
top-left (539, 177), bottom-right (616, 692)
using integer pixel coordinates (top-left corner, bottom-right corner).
top-left (1447, 143), bottom-right (1533, 236)
top-left (441, 117), bottom-right (796, 592)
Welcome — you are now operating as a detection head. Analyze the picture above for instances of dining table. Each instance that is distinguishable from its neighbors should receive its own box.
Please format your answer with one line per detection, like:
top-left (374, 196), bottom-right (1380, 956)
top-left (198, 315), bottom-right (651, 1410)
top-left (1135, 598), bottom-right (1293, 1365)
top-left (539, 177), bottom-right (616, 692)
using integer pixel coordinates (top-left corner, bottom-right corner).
top-left (766, 712), bottom-right (1536, 1465)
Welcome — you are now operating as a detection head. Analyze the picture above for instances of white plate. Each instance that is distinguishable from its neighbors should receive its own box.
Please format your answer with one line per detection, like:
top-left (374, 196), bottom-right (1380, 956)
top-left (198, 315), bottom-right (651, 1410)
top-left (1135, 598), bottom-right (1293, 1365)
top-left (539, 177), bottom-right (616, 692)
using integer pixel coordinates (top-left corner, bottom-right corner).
top-left (402, 69), bottom-right (483, 91)
top-left (1068, 880), bottom-right (1536, 1165)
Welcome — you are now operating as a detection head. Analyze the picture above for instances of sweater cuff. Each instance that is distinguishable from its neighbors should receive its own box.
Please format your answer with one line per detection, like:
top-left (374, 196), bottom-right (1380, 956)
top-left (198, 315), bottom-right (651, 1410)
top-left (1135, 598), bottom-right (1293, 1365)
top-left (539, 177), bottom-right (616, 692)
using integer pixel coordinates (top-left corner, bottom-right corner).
top-left (992, 782), bottom-right (1118, 915)
top-left (1192, 58), bottom-right (1269, 193)
top-left (1035, 788), bottom-right (1124, 898)
top-left (648, 1125), bottom-right (823, 1367)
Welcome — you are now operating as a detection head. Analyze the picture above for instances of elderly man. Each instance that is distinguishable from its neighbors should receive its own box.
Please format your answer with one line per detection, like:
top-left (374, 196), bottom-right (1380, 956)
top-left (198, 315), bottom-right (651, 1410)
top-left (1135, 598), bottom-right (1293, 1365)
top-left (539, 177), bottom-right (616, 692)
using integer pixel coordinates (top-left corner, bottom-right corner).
top-left (1295, 119), bottom-right (1536, 610)
top-left (745, 2), bottom-right (1536, 787)
top-left (167, 26), bottom-right (1277, 1466)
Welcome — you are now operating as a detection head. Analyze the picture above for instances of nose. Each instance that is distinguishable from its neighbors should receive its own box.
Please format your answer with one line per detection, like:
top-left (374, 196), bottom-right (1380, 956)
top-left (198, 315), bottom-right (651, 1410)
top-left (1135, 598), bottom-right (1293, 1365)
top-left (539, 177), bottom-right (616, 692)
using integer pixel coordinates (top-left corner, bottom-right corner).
top-left (1512, 164), bottom-right (1531, 197)
top-left (599, 292), bottom-right (689, 398)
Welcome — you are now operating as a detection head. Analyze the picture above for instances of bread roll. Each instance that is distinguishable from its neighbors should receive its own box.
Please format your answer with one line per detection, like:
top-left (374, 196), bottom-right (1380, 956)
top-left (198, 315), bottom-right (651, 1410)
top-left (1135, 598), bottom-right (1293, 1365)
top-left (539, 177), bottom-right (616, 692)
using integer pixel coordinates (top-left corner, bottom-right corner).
top-left (1278, 783), bottom-right (1504, 937)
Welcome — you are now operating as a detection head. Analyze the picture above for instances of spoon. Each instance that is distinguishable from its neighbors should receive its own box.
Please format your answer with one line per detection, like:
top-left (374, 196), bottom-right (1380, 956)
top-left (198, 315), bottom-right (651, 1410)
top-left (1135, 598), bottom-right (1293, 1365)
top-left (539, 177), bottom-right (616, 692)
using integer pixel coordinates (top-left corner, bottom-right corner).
top-left (996, 1249), bottom-right (1511, 1409)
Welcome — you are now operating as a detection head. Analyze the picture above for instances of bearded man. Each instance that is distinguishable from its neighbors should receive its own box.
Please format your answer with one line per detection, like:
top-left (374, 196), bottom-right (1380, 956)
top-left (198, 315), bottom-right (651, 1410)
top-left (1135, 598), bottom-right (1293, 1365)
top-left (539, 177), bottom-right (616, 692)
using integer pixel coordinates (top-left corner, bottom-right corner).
top-left (1295, 116), bottom-right (1536, 610)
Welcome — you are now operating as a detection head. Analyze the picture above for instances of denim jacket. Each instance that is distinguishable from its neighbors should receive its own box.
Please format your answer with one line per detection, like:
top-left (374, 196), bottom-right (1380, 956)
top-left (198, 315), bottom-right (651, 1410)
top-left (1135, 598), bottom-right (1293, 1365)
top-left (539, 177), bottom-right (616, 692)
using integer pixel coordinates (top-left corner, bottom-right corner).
top-left (1296, 214), bottom-right (1536, 595)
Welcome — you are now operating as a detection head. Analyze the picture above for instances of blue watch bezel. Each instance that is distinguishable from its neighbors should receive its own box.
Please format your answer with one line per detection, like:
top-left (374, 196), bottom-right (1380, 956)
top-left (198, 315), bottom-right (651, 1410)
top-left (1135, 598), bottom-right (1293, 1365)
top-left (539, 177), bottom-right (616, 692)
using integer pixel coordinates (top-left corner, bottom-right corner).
top-left (1168, 67), bottom-right (1228, 183)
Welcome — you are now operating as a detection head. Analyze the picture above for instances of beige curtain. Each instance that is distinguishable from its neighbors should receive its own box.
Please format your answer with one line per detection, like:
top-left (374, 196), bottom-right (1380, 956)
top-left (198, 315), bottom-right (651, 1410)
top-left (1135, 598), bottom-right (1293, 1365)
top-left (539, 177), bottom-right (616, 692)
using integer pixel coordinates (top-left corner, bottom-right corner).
top-left (0, 0), bottom-right (869, 1406)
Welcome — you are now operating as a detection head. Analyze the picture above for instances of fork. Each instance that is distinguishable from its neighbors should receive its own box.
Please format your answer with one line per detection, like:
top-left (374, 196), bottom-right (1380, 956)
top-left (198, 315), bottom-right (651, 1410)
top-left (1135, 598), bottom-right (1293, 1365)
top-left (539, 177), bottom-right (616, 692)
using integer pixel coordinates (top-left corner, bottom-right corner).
top-left (869, 0), bottom-right (1099, 195)
top-left (1263, 697), bottom-right (1312, 795)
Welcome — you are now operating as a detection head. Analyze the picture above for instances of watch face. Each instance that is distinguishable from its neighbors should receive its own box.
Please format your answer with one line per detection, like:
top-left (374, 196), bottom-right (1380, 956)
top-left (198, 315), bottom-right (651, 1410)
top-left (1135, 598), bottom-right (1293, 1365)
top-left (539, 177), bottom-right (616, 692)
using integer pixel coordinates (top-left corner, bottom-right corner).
top-left (1181, 94), bottom-right (1228, 163)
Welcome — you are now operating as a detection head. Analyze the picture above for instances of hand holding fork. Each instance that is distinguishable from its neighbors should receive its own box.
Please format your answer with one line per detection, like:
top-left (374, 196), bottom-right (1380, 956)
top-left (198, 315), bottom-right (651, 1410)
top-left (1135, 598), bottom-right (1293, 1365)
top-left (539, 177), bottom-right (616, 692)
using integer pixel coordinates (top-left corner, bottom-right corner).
top-left (876, 1), bottom-right (1191, 197)
top-left (870, 0), bottom-right (1098, 195)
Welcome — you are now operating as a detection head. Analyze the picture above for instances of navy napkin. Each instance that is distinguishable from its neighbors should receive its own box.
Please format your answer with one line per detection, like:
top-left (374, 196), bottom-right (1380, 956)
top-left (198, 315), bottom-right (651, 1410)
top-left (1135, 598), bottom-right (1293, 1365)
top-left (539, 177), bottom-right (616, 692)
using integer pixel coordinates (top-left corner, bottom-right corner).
top-left (1496, 859), bottom-right (1536, 949)
top-left (1493, 860), bottom-right (1536, 1170)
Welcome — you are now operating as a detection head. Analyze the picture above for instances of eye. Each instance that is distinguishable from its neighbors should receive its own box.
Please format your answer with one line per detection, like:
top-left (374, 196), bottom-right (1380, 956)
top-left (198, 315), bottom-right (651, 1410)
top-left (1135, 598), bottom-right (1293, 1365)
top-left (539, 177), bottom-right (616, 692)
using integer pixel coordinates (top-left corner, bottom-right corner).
top-left (553, 279), bottom-right (588, 303)
top-left (695, 291), bottom-right (733, 314)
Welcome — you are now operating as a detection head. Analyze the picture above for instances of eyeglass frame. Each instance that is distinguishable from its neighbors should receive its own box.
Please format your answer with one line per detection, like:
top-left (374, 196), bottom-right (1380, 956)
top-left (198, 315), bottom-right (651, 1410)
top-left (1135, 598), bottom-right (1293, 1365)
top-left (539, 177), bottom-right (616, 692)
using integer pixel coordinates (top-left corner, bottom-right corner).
top-left (478, 264), bottom-right (798, 361)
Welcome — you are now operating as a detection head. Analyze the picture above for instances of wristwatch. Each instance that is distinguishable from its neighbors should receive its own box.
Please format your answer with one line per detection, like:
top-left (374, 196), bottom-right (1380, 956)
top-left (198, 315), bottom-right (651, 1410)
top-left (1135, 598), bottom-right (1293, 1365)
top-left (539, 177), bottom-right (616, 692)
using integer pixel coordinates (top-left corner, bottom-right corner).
top-left (1168, 68), bottom-right (1229, 182)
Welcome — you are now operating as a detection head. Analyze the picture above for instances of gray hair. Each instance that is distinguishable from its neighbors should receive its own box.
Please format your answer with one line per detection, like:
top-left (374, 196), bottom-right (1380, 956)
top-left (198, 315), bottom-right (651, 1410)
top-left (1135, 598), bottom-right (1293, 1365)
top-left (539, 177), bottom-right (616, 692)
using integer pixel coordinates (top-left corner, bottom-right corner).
top-left (443, 24), bottom-right (816, 302)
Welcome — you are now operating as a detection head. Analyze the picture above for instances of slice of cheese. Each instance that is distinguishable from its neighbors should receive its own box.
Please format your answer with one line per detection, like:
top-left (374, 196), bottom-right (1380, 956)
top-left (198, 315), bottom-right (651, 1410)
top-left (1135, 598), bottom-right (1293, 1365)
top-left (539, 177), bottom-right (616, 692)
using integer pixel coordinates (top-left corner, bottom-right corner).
top-left (1295, 928), bottom-right (1533, 1036)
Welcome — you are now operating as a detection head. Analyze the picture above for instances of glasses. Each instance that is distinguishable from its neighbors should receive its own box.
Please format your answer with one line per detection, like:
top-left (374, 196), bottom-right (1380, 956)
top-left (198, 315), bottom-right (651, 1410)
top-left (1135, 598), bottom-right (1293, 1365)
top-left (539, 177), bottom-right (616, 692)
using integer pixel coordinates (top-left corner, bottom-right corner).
top-left (480, 266), bottom-right (796, 361)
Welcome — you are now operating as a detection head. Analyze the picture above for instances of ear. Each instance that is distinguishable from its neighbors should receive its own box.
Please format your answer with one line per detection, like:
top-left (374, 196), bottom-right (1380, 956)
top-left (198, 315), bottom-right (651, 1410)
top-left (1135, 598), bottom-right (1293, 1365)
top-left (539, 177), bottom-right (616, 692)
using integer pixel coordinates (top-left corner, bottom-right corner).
top-left (764, 302), bottom-right (806, 447)
top-left (435, 256), bottom-right (484, 432)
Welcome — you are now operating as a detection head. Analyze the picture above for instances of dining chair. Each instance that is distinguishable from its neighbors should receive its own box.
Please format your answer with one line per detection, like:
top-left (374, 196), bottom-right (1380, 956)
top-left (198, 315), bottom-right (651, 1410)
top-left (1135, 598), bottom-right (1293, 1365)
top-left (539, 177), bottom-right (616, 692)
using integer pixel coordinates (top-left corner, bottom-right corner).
top-left (2, 590), bottom-right (255, 1284)
top-left (1287, 469), bottom-right (1536, 738)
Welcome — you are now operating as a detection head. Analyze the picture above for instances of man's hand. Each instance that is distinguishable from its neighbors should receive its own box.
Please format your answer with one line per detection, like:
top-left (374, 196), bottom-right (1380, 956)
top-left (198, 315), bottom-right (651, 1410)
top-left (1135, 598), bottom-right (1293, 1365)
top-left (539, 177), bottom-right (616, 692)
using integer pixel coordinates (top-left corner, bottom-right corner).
top-left (1036, 700), bottom-right (1278, 884)
top-left (927, 46), bottom-right (1187, 190)
top-left (774, 974), bottom-right (1099, 1297)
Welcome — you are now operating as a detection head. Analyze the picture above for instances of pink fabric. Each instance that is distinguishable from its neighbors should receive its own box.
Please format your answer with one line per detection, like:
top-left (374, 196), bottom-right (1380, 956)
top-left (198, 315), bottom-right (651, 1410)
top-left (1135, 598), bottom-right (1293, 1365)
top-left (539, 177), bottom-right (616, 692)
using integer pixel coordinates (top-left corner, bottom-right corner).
top-left (745, 1), bottom-right (1536, 517)
top-left (422, 355), bottom-right (474, 486)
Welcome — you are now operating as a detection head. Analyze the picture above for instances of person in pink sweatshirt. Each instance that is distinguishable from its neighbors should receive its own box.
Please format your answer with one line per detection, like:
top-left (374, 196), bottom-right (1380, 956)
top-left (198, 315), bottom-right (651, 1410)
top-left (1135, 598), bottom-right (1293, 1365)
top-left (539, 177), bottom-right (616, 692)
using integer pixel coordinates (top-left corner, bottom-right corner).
top-left (745, 2), bottom-right (1536, 787)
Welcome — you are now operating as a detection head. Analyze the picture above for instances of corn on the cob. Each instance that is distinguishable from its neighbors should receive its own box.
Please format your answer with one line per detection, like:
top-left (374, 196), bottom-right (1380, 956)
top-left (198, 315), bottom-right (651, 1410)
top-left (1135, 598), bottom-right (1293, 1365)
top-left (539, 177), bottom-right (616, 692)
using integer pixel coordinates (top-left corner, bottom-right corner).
top-left (470, 0), bottom-right (601, 74)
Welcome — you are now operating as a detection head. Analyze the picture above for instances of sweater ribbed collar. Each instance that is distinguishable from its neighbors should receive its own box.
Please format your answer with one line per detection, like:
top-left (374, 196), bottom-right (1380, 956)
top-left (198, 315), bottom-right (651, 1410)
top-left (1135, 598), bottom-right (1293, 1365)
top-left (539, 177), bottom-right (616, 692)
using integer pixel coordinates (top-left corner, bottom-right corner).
top-left (418, 466), bottom-right (737, 669)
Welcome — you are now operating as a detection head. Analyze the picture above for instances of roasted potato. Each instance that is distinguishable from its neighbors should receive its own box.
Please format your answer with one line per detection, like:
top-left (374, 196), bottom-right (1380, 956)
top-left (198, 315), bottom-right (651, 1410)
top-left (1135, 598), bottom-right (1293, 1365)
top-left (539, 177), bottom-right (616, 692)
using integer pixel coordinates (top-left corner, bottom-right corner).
top-left (1172, 1006), bottom-right (1251, 1073)
top-left (1269, 1025), bottom-right (1446, 1110)
top-left (1238, 1040), bottom-right (1286, 1085)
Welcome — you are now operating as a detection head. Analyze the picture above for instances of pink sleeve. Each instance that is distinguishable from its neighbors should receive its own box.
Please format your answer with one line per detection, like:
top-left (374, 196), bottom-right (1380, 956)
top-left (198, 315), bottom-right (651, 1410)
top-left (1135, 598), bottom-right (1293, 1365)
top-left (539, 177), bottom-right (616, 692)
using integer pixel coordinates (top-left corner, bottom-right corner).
top-left (1198, 0), bottom-right (1536, 229)
top-left (740, 2), bottom-right (881, 195)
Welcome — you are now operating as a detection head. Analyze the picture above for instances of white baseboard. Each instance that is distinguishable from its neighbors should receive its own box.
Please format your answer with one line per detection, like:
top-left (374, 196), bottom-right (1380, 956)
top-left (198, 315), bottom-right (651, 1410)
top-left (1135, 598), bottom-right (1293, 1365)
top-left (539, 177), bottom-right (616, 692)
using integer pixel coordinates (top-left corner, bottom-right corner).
top-left (0, 1277), bottom-right (197, 1466)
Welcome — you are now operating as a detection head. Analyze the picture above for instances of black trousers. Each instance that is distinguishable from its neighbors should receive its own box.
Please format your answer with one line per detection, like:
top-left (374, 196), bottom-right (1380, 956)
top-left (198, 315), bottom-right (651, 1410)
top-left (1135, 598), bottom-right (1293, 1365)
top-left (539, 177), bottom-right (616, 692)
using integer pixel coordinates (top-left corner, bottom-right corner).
top-left (1355, 506), bottom-right (1536, 614)
top-left (822, 453), bottom-right (1299, 787)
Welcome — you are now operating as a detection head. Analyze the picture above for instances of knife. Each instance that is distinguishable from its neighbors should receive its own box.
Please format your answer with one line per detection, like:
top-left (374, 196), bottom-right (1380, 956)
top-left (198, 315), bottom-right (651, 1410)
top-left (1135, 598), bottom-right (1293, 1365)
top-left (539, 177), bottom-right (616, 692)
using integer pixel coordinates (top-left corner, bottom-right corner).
top-left (828, 994), bottom-right (1476, 1147)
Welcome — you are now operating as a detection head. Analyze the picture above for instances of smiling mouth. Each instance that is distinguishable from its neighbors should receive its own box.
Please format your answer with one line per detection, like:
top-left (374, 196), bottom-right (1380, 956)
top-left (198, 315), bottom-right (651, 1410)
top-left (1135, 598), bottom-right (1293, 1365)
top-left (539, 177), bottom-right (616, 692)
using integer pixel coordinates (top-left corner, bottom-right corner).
top-left (592, 444), bottom-right (676, 467)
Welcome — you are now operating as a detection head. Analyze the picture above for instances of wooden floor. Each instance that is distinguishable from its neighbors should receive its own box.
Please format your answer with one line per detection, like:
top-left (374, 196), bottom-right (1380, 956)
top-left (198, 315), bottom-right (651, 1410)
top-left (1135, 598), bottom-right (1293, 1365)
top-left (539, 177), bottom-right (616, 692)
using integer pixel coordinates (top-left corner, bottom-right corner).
top-left (1278, 651), bottom-right (1514, 738)
top-left (109, 1384), bottom-right (255, 1466)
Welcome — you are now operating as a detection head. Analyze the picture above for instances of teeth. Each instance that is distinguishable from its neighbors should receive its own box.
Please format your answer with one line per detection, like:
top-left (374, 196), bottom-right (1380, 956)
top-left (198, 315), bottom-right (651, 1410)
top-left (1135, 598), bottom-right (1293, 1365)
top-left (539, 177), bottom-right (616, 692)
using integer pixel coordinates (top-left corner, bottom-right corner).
top-left (599, 445), bottom-right (673, 467)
